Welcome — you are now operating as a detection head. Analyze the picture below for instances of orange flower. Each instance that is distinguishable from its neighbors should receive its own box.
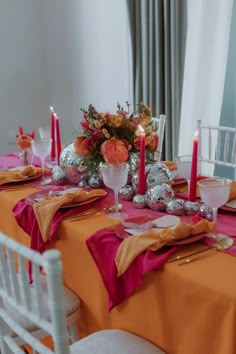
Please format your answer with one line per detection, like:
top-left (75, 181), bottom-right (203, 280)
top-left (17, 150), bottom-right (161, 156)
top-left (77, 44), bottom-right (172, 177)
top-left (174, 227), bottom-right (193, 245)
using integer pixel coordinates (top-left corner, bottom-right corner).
top-left (146, 134), bottom-right (159, 152)
top-left (16, 134), bottom-right (33, 151)
top-left (107, 114), bottom-right (124, 128)
top-left (101, 138), bottom-right (129, 163)
top-left (74, 137), bottom-right (94, 157)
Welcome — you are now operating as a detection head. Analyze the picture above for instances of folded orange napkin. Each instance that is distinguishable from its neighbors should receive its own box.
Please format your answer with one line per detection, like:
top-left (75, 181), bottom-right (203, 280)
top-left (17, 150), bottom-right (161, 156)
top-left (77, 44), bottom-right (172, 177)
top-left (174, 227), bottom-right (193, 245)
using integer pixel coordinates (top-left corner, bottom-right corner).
top-left (173, 179), bottom-right (236, 202)
top-left (0, 166), bottom-right (42, 185)
top-left (115, 219), bottom-right (214, 276)
top-left (162, 161), bottom-right (177, 171)
top-left (33, 188), bottom-right (107, 242)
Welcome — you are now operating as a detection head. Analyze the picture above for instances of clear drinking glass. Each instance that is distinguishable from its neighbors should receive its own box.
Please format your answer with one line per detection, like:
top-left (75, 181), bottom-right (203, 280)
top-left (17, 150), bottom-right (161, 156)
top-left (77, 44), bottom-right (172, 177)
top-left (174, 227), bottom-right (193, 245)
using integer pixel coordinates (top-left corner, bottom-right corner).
top-left (31, 139), bottom-right (52, 177)
top-left (176, 155), bottom-right (192, 198)
top-left (100, 162), bottom-right (129, 220)
top-left (198, 177), bottom-right (232, 241)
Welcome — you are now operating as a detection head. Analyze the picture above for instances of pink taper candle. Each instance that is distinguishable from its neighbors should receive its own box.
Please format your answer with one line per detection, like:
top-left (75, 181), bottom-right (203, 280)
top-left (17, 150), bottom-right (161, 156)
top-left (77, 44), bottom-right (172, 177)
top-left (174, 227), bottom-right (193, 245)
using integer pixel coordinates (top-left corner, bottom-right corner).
top-left (137, 125), bottom-right (146, 195)
top-left (55, 114), bottom-right (62, 165)
top-left (189, 131), bottom-right (199, 201)
top-left (50, 107), bottom-right (56, 160)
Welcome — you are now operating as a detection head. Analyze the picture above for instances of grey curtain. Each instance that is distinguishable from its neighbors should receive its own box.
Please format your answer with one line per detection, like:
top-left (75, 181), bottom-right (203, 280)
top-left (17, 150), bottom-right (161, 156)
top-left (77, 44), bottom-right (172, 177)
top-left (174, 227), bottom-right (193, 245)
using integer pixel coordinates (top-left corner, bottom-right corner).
top-left (127, 0), bottom-right (187, 160)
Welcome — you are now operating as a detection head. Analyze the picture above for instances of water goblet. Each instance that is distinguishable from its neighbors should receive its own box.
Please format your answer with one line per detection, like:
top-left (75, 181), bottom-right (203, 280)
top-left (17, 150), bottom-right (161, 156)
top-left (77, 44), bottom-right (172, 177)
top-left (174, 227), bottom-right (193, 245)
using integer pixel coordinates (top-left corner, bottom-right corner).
top-left (176, 155), bottom-right (193, 198)
top-left (100, 162), bottom-right (129, 220)
top-left (31, 139), bottom-right (52, 178)
top-left (198, 177), bottom-right (233, 245)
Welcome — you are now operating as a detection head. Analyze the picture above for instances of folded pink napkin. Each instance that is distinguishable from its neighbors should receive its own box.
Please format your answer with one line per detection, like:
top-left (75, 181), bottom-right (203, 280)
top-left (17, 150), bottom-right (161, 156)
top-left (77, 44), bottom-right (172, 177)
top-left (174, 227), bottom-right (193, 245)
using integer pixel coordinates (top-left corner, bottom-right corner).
top-left (86, 229), bottom-right (180, 311)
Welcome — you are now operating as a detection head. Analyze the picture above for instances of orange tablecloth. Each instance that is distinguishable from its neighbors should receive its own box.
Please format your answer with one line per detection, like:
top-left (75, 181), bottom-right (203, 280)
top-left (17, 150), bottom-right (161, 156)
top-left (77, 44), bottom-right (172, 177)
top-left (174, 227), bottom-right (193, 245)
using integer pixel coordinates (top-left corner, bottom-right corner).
top-left (1, 187), bottom-right (236, 354)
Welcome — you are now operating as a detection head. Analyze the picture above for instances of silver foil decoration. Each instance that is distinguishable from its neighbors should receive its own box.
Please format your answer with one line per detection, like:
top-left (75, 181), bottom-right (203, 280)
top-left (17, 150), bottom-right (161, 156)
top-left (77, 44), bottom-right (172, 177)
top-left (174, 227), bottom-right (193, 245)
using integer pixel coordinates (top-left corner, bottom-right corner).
top-left (199, 204), bottom-right (213, 221)
top-left (51, 166), bottom-right (67, 185)
top-left (133, 194), bottom-right (146, 209)
top-left (166, 199), bottom-right (185, 216)
top-left (184, 201), bottom-right (200, 215)
top-left (60, 142), bottom-right (97, 184)
top-left (88, 172), bottom-right (104, 188)
top-left (118, 185), bottom-right (135, 201)
top-left (145, 184), bottom-right (174, 211)
top-left (146, 162), bottom-right (172, 187)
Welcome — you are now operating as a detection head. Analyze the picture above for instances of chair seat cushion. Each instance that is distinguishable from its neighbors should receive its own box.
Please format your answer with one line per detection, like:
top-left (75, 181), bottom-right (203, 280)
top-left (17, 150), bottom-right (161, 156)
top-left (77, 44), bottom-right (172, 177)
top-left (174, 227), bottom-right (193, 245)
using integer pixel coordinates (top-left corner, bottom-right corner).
top-left (70, 329), bottom-right (165, 354)
top-left (4, 274), bottom-right (80, 333)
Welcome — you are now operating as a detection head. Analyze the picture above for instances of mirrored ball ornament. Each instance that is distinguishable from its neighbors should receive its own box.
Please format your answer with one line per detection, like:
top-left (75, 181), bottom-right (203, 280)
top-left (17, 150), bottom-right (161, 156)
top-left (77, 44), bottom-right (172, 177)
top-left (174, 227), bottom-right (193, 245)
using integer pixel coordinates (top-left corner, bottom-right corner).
top-left (88, 172), bottom-right (104, 189)
top-left (51, 166), bottom-right (67, 185)
top-left (60, 142), bottom-right (97, 184)
top-left (118, 185), bottom-right (135, 201)
top-left (184, 201), bottom-right (201, 215)
top-left (199, 204), bottom-right (213, 221)
top-left (146, 163), bottom-right (172, 187)
top-left (145, 184), bottom-right (174, 211)
top-left (133, 194), bottom-right (146, 209)
top-left (166, 199), bottom-right (185, 216)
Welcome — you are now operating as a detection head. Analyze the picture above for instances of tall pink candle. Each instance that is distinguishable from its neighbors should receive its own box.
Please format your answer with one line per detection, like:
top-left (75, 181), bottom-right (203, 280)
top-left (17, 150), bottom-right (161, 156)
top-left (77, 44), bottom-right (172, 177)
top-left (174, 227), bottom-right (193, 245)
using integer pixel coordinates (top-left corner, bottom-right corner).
top-left (55, 114), bottom-right (62, 165)
top-left (189, 131), bottom-right (199, 201)
top-left (137, 125), bottom-right (146, 195)
top-left (50, 107), bottom-right (56, 160)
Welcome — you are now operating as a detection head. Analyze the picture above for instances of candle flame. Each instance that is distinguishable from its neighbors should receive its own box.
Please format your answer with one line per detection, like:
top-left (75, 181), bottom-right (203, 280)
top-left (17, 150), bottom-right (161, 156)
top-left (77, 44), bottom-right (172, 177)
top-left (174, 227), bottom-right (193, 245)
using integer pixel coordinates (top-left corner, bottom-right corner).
top-left (194, 131), bottom-right (199, 138)
top-left (50, 106), bottom-right (54, 112)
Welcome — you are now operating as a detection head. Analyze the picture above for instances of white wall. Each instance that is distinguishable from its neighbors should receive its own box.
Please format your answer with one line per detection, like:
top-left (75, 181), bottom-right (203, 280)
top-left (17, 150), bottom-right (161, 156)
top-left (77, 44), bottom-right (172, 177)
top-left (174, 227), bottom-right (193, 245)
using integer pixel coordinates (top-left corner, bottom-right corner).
top-left (0, 0), bottom-right (132, 155)
top-left (0, 0), bottom-right (48, 154)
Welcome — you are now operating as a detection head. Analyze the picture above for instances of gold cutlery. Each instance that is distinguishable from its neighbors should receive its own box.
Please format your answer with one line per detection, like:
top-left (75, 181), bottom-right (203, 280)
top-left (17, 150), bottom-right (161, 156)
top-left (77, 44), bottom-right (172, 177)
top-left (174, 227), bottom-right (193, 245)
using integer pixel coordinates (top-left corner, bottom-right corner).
top-left (178, 248), bottom-right (216, 266)
top-left (1, 178), bottom-right (52, 191)
top-left (64, 206), bottom-right (114, 221)
top-left (168, 246), bottom-right (213, 263)
top-left (168, 236), bottom-right (233, 264)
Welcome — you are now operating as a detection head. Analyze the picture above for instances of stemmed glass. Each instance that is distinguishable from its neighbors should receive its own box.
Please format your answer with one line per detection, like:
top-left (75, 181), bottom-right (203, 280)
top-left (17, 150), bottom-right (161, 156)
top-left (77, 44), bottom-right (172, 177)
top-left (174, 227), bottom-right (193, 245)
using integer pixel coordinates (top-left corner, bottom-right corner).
top-left (176, 155), bottom-right (192, 198)
top-left (39, 126), bottom-right (57, 168)
top-left (100, 162), bottom-right (129, 220)
top-left (31, 139), bottom-right (52, 178)
top-left (198, 177), bottom-right (233, 244)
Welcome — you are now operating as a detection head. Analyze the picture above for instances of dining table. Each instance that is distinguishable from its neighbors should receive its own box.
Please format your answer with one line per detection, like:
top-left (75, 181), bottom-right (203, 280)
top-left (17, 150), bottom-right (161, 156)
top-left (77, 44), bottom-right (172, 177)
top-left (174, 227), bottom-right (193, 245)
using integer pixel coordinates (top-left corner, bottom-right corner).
top-left (0, 153), bottom-right (236, 354)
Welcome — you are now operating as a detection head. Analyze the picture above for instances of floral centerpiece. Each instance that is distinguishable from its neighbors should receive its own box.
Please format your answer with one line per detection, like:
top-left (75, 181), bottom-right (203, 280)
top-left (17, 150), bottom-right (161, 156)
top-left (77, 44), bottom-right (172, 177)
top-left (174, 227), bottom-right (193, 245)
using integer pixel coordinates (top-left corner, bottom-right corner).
top-left (16, 126), bottom-right (35, 165)
top-left (74, 102), bottom-right (158, 165)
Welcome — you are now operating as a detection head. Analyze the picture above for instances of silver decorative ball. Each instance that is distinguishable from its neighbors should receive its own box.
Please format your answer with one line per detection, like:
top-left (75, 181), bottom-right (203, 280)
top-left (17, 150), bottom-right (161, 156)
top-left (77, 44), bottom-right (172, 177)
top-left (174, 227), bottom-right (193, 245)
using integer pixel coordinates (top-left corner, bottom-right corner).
top-left (146, 163), bottom-right (172, 188)
top-left (88, 172), bottom-right (104, 188)
top-left (51, 166), bottom-right (67, 185)
top-left (145, 184), bottom-right (174, 211)
top-left (199, 204), bottom-right (213, 221)
top-left (118, 185), bottom-right (135, 201)
top-left (184, 201), bottom-right (200, 215)
top-left (132, 194), bottom-right (146, 209)
top-left (60, 142), bottom-right (96, 184)
top-left (129, 152), bottom-right (155, 172)
top-left (166, 199), bottom-right (185, 216)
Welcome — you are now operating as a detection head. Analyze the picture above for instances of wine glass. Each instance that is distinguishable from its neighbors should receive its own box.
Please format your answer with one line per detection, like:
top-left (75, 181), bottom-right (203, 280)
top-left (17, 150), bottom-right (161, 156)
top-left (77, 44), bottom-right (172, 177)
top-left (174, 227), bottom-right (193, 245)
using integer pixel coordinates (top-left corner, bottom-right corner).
top-left (176, 155), bottom-right (192, 198)
top-left (39, 126), bottom-right (57, 168)
top-left (198, 177), bottom-right (233, 245)
top-left (31, 139), bottom-right (52, 177)
top-left (100, 162), bottom-right (129, 220)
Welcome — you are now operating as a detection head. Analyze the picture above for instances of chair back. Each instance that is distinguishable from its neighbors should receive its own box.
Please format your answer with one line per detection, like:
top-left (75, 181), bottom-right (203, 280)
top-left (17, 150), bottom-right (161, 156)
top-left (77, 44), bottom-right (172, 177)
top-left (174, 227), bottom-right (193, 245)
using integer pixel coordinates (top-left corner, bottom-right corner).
top-left (152, 115), bottom-right (166, 161)
top-left (197, 120), bottom-right (236, 176)
top-left (0, 231), bottom-right (70, 354)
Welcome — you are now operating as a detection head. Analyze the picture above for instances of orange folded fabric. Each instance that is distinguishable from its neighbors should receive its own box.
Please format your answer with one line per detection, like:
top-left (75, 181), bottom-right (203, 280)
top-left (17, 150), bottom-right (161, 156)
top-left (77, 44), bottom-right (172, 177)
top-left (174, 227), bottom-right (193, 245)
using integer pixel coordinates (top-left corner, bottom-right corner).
top-left (162, 161), bottom-right (177, 171)
top-left (115, 219), bottom-right (214, 276)
top-left (0, 166), bottom-right (42, 185)
top-left (33, 188), bottom-right (107, 242)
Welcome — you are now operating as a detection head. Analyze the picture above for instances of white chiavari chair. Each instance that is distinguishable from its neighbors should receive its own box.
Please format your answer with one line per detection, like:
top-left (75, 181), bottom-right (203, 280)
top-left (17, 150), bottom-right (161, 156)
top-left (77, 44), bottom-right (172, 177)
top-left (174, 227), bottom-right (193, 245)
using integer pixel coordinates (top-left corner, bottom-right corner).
top-left (197, 120), bottom-right (236, 176)
top-left (0, 232), bottom-right (80, 354)
top-left (152, 115), bottom-right (166, 162)
top-left (0, 231), bottom-right (165, 354)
